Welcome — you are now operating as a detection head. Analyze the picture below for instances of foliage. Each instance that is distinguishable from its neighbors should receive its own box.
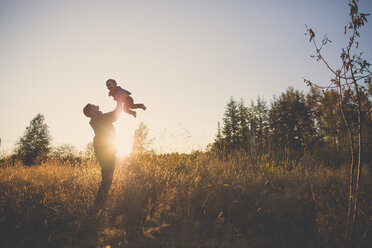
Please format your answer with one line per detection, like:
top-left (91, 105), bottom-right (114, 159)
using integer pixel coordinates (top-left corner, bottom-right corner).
top-left (247, 96), bottom-right (269, 159)
top-left (50, 144), bottom-right (83, 166)
top-left (210, 1), bottom-right (372, 168)
top-left (0, 163), bottom-right (100, 248)
top-left (210, 86), bottom-right (371, 167)
top-left (84, 142), bottom-right (96, 162)
top-left (14, 113), bottom-right (51, 166)
top-left (131, 122), bottom-right (153, 155)
top-left (222, 97), bottom-right (240, 153)
top-left (269, 87), bottom-right (315, 162)
top-left (305, 0), bottom-right (372, 244)
top-left (237, 99), bottom-right (250, 153)
top-left (0, 154), bottom-right (371, 247)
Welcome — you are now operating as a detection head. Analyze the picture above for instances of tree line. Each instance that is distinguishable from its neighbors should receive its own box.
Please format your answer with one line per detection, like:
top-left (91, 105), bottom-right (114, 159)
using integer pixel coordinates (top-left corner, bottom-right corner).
top-left (210, 86), bottom-right (372, 167)
top-left (4, 86), bottom-right (371, 168)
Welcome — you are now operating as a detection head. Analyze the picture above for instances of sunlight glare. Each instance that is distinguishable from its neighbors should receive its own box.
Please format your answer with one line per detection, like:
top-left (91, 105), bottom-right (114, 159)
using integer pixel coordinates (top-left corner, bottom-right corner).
top-left (115, 124), bottom-right (134, 156)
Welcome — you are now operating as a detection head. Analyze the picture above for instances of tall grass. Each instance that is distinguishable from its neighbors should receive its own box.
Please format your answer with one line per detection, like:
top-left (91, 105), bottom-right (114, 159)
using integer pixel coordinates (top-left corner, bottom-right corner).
top-left (0, 153), bottom-right (371, 247)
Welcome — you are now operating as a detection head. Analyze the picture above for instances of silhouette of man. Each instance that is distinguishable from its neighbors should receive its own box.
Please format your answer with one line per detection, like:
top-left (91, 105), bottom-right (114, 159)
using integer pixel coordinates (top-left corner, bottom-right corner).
top-left (83, 99), bottom-right (123, 207)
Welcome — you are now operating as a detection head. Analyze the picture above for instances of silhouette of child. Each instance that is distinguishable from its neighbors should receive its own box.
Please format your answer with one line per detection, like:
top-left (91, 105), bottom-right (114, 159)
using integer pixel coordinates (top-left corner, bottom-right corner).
top-left (106, 79), bottom-right (146, 118)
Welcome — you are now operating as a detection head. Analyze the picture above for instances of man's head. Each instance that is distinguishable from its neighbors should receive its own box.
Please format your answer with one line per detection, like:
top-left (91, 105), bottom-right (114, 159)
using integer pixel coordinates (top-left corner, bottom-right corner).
top-left (106, 79), bottom-right (117, 90)
top-left (83, 103), bottom-right (101, 118)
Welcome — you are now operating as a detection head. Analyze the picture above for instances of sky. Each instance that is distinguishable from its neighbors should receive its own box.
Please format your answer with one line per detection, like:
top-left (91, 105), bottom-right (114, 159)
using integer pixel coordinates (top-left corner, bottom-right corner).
top-left (1, 0), bottom-right (372, 156)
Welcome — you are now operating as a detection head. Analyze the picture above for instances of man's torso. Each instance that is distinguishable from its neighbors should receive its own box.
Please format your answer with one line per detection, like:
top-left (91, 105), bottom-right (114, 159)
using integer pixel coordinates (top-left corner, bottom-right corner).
top-left (90, 113), bottom-right (116, 154)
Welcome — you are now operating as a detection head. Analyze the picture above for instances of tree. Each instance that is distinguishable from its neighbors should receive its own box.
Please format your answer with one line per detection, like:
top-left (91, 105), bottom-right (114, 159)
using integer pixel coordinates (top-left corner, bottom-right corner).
top-left (51, 144), bottom-right (82, 166)
top-left (84, 142), bottom-right (96, 161)
top-left (132, 122), bottom-right (152, 155)
top-left (248, 97), bottom-right (269, 159)
top-left (305, 1), bottom-right (372, 244)
top-left (320, 91), bottom-right (350, 148)
top-left (237, 99), bottom-right (250, 152)
top-left (222, 97), bottom-right (240, 153)
top-left (51, 144), bottom-right (77, 158)
top-left (211, 122), bottom-right (225, 158)
top-left (306, 87), bottom-right (324, 142)
top-left (269, 88), bottom-right (315, 162)
top-left (14, 113), bottom-right (51, 166)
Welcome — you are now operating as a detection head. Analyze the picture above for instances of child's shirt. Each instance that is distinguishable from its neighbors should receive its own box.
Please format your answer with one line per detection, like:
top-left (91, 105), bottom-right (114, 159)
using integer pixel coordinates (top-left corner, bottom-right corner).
top-left (109, 86), bottom-right (132, 98)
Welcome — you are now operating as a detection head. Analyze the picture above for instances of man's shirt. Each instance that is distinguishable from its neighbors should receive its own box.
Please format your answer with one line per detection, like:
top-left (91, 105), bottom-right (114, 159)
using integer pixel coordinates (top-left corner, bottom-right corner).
top-left (90, 111), bottom-right (117, 153)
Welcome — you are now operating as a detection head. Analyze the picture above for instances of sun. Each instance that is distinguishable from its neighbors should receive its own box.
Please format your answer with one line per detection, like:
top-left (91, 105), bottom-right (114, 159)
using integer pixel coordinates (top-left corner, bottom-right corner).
top-left (115, 124), bottom-right (134, 157)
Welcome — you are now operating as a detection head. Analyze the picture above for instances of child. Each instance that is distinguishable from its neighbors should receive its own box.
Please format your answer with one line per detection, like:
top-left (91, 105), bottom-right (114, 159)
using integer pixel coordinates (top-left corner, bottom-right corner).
top-left (106, 79), bottom-right (146, 118)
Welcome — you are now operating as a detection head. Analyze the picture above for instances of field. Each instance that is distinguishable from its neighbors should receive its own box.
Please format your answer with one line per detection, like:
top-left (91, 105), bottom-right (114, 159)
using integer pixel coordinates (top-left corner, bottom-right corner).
top-left (0, 153), bottom-right (371, 248)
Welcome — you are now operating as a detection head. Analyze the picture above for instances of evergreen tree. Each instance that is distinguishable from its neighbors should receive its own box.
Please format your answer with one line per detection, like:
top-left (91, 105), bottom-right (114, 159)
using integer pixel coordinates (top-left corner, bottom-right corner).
top-left (253, 97), bottom-right (269, 157)
top-left (237, 99), bottom-right (250, 152)
top-left (14, 113), bottom-right (51, 166)
top-left (211, 122), bottom-right (225, 158)
top-left (215, 122), bottom-right (223, 143)
top-left (222, 97), bottom-right (240, 153)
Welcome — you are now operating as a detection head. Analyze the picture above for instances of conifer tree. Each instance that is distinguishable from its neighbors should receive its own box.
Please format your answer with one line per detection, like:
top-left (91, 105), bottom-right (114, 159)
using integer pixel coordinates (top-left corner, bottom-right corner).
top-left (222, 97), bottom-right (240, 152)
top-left (253, 97), bottom-right (269, 157)
top-left (237, 99), bottom-right (250, 151)
top-left (212, 122), bottom-right (225, 157)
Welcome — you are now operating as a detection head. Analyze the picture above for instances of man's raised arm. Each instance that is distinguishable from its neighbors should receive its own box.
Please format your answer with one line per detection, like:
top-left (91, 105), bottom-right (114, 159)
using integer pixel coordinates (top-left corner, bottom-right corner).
top-left (103, 99), bottom-right (123, 122)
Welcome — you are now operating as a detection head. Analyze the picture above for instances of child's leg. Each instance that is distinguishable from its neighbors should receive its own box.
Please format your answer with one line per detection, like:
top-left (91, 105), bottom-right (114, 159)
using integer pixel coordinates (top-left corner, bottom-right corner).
top-left (125, 96), bottom-right (146, 110)
top-left (124, 96), bottom-right (134, 109)
top-left (132, 103), bottom-right (146, 110)
top-left (123, 104), bottom-right (137, 117)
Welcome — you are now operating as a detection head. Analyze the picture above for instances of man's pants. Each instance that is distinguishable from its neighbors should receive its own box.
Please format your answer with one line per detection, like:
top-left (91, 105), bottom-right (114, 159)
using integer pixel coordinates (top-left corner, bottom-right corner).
top-left (94, 147), bottom-right (116, 206)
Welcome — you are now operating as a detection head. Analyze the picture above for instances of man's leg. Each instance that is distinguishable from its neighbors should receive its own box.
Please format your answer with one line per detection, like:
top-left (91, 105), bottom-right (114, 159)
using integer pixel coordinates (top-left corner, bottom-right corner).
top-left (94, 152), bottom-right (116, 207)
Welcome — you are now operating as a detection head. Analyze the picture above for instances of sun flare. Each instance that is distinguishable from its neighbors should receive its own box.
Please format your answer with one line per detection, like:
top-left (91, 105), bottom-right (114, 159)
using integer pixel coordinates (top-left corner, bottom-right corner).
top-left (115, 124), bottom-right (134, 157)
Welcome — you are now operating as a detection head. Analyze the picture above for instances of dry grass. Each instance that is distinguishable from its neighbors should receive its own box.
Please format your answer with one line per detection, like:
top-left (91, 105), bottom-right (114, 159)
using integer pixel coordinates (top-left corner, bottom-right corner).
top-left (0, 154), bottom-right (371, 248)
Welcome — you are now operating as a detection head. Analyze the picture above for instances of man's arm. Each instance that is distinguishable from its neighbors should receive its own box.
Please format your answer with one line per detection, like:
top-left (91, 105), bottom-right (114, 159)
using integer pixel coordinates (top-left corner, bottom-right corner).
top-left (102, 99), bottom-right (123, 122)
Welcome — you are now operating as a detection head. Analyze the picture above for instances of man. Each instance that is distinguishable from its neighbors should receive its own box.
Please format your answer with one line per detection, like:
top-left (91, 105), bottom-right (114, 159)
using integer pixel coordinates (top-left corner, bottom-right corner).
top-left (83, 99), bottom-right (123, 206)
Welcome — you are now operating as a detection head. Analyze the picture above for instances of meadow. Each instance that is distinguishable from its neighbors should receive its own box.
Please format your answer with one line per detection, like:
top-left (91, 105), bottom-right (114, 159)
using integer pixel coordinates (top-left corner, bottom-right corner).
top-left (0, 153), bottom-right (371, 248)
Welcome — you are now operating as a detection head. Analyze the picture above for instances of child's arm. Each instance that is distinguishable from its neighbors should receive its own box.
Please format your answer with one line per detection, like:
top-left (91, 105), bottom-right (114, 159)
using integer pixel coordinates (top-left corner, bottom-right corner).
top-left (120, 87), bottom-right (132, 96)
top-left (112, 87), bottom-right (132, 101)
top-left (102, 99), bottom-right (123, 122)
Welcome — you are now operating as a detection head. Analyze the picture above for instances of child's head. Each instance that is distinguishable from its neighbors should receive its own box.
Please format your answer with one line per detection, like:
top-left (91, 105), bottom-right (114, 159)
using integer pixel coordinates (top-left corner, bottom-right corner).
top-left (106, 79), bottom-right (117, 90)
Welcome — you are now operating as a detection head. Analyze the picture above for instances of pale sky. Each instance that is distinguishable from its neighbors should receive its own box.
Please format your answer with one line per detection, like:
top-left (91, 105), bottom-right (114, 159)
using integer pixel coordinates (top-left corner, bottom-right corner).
top-left (1, 0), bottom-right (371, 156)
